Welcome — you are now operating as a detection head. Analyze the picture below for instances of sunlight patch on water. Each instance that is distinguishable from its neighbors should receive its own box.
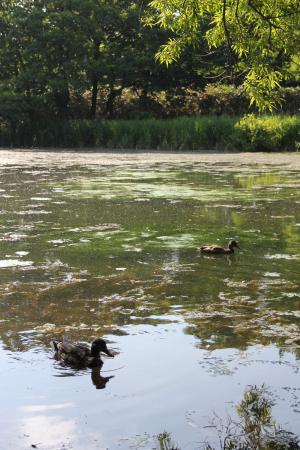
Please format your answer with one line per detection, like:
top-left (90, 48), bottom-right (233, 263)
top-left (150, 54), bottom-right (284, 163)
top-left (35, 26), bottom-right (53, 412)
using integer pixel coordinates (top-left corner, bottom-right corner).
top-left (0, 259), bottom-right (33, 268)
top-left (264, 272), bottom-right (280, 277)
top-left (48, 239), bottom-right (72, 245)
top-left (15, 251), bottom-right (29, 256)
top-left (16, 209), bottom-right (51, 215)
top-left (265, 253), bottom-right (299, 260)
top-left (156, 233), bottom-right (196, 248)
top-left (19, 414), bottom-right (77, 450)
top-left (21, 403), bottom-right (73, 413)
top-left (0, 233), bottom-right (28, 241)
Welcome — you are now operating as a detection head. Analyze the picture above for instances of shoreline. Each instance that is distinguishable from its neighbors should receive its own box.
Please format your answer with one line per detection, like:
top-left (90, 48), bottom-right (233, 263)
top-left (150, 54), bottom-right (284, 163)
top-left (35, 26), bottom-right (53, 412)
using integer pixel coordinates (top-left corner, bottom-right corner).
top-left (1, 149), bottom-right (300, 168)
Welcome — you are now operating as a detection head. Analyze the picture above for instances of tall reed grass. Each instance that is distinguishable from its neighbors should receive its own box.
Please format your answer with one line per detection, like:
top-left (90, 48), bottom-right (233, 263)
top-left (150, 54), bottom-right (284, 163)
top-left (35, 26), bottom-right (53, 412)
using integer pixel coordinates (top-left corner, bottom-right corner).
top-left (0, 115), bottom-right (299, 151)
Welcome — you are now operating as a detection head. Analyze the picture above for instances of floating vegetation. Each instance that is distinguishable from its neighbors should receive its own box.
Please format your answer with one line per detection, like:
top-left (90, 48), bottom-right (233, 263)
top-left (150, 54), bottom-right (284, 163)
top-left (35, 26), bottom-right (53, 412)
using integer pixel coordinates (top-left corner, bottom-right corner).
top-left (155, 386), bottom-right (300, 450)
top-left (0, 156), bottom-right (300, 352)
top-left (70, 223), bottom-right (122, 232)
top-left (184, 290), bottom-right (300, 349)
top-left (236, 173), bottom-right (283, 188)
top-left (206, 385), bottom-right (300, 450)
top-left (52, 168), bottom-right (300, 204)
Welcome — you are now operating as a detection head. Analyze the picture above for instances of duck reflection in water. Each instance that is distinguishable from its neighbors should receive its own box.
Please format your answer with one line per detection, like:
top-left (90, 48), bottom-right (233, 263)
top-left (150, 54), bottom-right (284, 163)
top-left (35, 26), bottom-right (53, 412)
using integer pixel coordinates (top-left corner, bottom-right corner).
top-left (91, 365), bottom-right (114, 389)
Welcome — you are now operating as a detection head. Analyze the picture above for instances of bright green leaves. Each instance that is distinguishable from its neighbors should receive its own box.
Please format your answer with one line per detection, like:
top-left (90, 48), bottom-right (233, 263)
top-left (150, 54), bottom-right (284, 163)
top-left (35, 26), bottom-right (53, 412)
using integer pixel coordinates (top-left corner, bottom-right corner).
top-left (155, 38), bottom-right (185, 66)
top-left (245, 68), bottom-right (283, 111)
top-left (149, 0), bottom-right (300, 111)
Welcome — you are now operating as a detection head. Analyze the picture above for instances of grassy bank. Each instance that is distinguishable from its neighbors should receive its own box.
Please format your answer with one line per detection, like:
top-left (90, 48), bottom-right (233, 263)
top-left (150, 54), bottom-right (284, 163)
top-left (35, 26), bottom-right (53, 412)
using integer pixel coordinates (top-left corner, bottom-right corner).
top-left (0, 114), bottom-right (299, 151)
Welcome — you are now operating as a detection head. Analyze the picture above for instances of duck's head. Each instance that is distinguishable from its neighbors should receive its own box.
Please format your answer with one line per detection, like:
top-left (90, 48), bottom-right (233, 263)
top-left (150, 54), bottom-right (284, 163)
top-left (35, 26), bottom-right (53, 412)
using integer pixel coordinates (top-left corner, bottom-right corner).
top-left (229, 239), bottom-right (239, 249)
top-left (91, 338), bottom-right (114, 357)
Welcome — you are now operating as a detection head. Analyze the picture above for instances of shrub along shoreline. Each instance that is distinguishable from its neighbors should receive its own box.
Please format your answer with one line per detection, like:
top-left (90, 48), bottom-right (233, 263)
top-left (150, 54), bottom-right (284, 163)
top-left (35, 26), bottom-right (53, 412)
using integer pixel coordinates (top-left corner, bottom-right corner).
top-left (0, 114), bottom-right (299, 151)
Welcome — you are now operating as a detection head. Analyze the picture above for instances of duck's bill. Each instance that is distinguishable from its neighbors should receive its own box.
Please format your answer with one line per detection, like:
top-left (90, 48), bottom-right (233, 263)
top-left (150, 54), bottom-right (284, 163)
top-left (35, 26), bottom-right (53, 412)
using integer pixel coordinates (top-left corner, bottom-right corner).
top-left (104, 349), bottom-right (114, 357)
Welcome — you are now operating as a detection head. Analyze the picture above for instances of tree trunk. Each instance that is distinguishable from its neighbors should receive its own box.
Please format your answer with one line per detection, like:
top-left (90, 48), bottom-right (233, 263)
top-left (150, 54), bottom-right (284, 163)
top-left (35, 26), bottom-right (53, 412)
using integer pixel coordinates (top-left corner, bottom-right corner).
top-left (89, 38), bottom-right (100, 119)
top-left (54, 88), bottom-right (70, 120)
top-left (139, 87), bottom-right (149, 109)
top-left (106, 84), bottom-right (123, 118)
top-left (90, 77), bottom-right (98, 119)
top-left (106, 89), bottom-right (116, 118)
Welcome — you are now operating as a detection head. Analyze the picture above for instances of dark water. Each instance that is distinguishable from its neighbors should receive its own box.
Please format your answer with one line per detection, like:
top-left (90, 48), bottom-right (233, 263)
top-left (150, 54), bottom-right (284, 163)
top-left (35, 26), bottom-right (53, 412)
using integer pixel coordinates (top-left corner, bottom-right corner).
top-left (0, 151), bottom-right (300, 449)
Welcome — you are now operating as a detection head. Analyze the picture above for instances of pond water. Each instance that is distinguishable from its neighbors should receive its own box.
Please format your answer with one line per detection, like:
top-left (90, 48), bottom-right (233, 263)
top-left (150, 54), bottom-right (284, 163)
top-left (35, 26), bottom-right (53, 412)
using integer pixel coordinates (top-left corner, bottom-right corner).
top-left (0, 151), bottom-right (300, 449)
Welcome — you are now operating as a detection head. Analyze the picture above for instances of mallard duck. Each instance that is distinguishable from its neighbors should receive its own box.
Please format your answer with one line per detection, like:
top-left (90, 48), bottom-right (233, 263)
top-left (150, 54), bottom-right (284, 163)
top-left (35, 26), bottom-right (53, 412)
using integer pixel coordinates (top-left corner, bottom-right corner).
top-left (51, 337), bottom-right (114, 367)
top-left (200, 239), bottom-right (240, 255)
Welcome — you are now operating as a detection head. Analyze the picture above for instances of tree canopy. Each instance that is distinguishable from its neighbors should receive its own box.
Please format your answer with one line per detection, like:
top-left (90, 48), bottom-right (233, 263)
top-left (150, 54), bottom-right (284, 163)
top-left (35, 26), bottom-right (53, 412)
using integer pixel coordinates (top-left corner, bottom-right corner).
top-left (0, 0), bottom-right (207, 124)
top-left (148, 0), bottom-right (300, 110)
top-left (0, 0), bottom-right (299, 132)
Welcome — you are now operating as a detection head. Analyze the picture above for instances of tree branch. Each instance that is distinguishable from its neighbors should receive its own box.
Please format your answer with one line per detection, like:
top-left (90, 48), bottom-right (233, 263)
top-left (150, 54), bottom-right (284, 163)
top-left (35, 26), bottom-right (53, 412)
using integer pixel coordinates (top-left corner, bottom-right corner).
top-left (222, 0), bottom-right (236, 81)
top-left (248, 0), bottom-right (284, 30)
top-left (222, 0), bottom-right (232, 52)
top-left (235, 0), bottom-right (243, 29)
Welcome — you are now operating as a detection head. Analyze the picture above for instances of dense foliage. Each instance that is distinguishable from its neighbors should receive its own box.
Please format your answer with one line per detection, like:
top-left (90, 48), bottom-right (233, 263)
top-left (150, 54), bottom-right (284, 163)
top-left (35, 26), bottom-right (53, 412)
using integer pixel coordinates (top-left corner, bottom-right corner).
top-left (0, 0), bottom-right (299, 149)
top-left (0, 0), bottom-right (205, 127)
top-left (0, 114), bottom-right (298, 151)
top-left (148, 0), bottom-right (300, 111)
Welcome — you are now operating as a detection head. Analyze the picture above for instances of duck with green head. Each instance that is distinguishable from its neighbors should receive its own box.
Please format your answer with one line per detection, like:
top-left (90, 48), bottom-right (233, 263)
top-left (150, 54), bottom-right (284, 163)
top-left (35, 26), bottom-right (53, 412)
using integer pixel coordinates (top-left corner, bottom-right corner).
top-left (51, 337), bottom-right (114, 368)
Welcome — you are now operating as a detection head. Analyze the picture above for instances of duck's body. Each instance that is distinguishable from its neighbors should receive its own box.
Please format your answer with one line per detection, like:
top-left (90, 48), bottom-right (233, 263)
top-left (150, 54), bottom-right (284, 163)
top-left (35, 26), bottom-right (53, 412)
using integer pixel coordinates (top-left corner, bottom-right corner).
top-left (200, 239), bottom-right (239, 255)
top-left (51, 337), bottom-right (113, 368)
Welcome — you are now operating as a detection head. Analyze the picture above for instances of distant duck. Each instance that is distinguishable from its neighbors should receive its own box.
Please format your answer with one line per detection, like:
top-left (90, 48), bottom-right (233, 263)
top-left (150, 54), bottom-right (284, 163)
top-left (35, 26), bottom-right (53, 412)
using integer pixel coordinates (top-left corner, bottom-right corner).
top-left (51, 337), bottom-right (114, 367)
top-left (200, 239), bottom-right (240, 255)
